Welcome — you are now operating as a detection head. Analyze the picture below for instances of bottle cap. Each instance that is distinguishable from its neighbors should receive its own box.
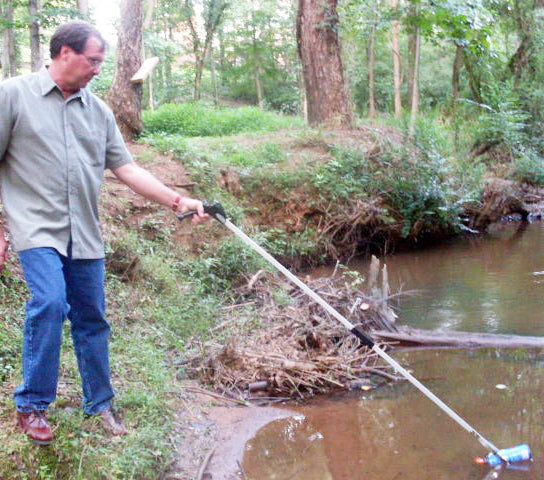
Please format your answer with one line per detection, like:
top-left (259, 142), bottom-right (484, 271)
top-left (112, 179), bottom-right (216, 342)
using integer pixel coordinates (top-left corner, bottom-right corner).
top-left (474, 457), bottom-right (486, 465)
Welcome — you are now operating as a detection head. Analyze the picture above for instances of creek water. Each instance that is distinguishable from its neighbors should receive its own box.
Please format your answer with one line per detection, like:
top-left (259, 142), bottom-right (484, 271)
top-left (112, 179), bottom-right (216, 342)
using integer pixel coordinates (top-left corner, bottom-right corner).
top-left (241, 221), bottom-right (544, 479)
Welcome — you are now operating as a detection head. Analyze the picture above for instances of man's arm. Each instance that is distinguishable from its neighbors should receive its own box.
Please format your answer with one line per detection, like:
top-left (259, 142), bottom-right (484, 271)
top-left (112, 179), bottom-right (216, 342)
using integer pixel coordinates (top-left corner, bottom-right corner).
top-left (0, 226), bottom-right (8, 268)
top-left (112, 162), bottom-right (208, 224)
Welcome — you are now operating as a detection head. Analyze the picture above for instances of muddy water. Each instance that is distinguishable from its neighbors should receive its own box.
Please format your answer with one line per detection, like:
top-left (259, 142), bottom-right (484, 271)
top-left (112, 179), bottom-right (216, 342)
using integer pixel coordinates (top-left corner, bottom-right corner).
top-left (241, 222), bottom-right (544, 479)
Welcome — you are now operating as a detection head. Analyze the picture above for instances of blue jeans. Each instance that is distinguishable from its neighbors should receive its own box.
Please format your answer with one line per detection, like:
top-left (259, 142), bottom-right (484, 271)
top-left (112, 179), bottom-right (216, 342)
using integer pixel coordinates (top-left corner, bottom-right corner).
top-left (14, 247), bottom-right (114, 415)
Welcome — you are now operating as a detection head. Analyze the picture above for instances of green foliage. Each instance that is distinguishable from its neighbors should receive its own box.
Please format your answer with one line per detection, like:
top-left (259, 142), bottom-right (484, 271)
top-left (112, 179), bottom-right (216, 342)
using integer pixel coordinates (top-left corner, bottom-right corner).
top-left (513, 148), bottom-right (544, 186)
top-left (312, 147), bottom-right (371, 202)
top-left (0, 268), bottom-right (26, 382)
top-left (310, 120), bottom-right (482, 239)
top-left (182, 233), bottom-right (271, 296)
top-left (385, 156), bottom-right (458, 237)
top-left (261, 228), bottom-right (324, 264)
top-left (468, 84), bottom-right (530, 155)
top-left (218, 0), bottom-right (299, 113)
top-left (385, 124), bottom-right (483, 237)
top-left (142, 102), bottom-right (302, 137)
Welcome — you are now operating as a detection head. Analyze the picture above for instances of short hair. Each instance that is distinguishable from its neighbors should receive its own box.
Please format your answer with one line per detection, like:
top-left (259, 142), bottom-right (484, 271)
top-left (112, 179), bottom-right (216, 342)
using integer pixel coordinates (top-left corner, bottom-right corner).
top-left (50, 20), bottom-right (106, 58)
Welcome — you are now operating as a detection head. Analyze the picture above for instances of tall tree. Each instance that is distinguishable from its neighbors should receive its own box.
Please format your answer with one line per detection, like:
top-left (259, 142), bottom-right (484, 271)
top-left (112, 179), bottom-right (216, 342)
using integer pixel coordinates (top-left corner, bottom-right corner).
top-left (390, 0), bottom-right (402, 117)
top-left (408, 24), bottom-right (420, 133)
top-left (28, 0), bottom-right (42, 71)
top-left (184, 0), bottom-right (229, 101)
top-left (508, 0), bottom-right (544, 81)
top-left (426, 0), bottom-right (494, 106)
top-left (250, 4), bottom-right (265, 108)
top-left (106, 0), bottom-right (144, 140)
top-left (407, 2), bottom-right (421, 133)
top-left (1, 0), bottom-right (17, 78)
top-left (77, 0), bottom-right (89, 16)
top-left (218, 0), bottom-right (298, 111)
top-left (341, 0), bottom-right (387, 118)
top-left (296, 0), bottom-right (352, 126)
top-left (367, 15), bottom-right (377, 118)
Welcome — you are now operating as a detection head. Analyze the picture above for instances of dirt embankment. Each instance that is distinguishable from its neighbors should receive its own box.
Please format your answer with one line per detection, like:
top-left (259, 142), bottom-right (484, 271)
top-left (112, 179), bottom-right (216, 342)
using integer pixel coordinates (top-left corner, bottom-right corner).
top-left (116, 131), bottom-right (544, 261)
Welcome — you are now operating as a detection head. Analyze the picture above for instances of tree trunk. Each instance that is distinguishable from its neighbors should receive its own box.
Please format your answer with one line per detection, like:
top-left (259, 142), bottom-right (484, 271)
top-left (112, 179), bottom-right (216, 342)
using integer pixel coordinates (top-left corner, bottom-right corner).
top-left (451, 44), bottom-right (462, 108)
top-left (508, 0), bottom-right (544, 81)
top-left (143, 0), bottom-right (154, 29)
top-left (367, 20), bottom-right (376, 119)
top-left (252, 23), bottom-right (264, 108)
top-left (408, 27), bottom-right (420, 135)
top-left (1, 0), bottom-right (17, 79)
top-left (28, 0), bottom-right (42, 72)
top-left (77, 0), bottom-right (89, 16)
top-left (185, 0), bottom-right (228, 101)
top-left (106, 0), bottom-right (144, 141)
top-left (210, 46), bottom-right (220, 106)
top-left (255, 67), bottom-right (264, 108)
top-left (390, 0), bottom-right (402, 117)
top-left (451, 44), bottom-right (463, 150)
top-left (299, 71), bottom-right (308, 121)
top-left (462, 49), bottom-right (483, 104)
top-left (373, 326), bottom-right (544, 349)
top-left (296, 0), bottom-right (352, 127)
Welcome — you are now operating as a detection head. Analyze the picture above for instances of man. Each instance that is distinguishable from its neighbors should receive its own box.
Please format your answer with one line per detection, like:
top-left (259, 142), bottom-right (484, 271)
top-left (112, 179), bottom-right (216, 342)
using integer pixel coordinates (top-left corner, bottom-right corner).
top-left (0, 20), bottom-right (208, 444)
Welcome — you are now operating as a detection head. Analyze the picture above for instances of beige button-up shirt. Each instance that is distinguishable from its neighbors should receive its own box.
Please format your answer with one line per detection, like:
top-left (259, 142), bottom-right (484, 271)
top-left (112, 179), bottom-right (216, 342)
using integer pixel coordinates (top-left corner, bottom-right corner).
top-left (0, 67), bottom-right (133, 259)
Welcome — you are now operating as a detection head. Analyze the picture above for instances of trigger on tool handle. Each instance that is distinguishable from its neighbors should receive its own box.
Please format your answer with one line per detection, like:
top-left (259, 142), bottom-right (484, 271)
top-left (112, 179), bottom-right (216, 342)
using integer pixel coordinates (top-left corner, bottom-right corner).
top-left (176, 201), bottom-right (226, 221)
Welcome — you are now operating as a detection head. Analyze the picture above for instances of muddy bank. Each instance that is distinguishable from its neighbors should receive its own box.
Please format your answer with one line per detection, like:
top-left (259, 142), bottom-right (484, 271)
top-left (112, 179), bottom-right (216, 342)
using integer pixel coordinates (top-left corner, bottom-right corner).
top-left (206, 405), bottom-right (296, 480)
top-left (163, 382), bottom-right (298, 480)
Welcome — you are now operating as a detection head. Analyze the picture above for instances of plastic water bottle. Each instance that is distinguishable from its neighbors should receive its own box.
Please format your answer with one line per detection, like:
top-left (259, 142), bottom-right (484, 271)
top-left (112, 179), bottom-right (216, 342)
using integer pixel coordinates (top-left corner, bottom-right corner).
top-left (474, 444), bottom-right (532, 466)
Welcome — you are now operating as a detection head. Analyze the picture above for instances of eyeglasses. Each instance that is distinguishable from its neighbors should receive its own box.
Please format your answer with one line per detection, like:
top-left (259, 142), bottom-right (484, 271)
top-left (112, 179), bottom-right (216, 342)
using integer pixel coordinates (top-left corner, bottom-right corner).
top-left (81, 54), bottom-right (103, 69)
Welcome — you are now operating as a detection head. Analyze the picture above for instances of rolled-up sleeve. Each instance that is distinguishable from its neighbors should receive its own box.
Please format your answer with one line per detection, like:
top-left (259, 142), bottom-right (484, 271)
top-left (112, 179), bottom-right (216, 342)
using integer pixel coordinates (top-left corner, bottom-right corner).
top-left (0, 86), bottom-right (13, 161)
top-left (105, 109), bottom-right (133, 171)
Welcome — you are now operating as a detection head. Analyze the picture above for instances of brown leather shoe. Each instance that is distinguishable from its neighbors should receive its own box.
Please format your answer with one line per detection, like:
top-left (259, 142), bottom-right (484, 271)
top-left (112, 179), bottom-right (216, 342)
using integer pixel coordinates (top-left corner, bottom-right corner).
top-left (16, 410), bottom-right (53, 445)
top-left (99, 407), bottom-right (128, 436)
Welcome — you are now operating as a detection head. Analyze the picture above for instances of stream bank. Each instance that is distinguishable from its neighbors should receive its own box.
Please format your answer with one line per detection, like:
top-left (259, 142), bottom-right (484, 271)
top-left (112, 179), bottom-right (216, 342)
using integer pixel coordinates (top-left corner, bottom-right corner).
top-left (116, 140), bottom-right (544, 480)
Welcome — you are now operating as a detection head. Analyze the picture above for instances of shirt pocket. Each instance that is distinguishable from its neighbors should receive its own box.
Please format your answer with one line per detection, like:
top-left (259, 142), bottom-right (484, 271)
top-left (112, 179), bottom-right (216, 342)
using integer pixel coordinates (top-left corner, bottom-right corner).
top-left (71, 122), bottom-right (106, 167)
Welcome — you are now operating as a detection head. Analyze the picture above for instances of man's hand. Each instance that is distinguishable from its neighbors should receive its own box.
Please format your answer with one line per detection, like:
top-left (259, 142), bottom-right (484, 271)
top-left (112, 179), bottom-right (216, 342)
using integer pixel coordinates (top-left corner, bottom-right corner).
top-left (0, 236), bottom-right (9, 268)
top-left (176, 197), bottom-right (209, 225)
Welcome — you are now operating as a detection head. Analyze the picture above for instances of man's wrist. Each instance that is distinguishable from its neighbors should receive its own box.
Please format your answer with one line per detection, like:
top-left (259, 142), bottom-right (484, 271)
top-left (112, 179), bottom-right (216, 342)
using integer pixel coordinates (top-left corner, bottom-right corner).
top-left (172, 195), bottom-right (182, 211)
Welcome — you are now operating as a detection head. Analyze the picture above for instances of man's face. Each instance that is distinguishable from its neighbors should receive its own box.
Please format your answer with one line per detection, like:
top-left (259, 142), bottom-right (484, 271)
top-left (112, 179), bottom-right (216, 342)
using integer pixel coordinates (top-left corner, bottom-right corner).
top-left (61, 35), bottom-right (105, 92)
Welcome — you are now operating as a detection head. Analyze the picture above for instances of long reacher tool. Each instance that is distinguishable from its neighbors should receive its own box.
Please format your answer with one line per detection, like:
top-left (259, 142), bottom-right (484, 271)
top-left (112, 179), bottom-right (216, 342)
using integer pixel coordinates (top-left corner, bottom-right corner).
top-left (178, 202), bottom-right (531, 466)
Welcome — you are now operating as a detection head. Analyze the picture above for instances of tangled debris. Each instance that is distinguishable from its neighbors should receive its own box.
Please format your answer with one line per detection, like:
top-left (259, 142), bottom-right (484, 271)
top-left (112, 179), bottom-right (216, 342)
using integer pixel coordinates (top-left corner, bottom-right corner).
top-left (188, 257), bottom-right (410, 400)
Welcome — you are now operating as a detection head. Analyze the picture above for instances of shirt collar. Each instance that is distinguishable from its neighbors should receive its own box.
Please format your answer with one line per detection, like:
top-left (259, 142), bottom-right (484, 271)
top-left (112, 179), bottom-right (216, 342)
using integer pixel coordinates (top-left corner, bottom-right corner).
top-left (38, 66), bottom-right (58, 96)
top-left (38, 66), bottom-right (88, 107)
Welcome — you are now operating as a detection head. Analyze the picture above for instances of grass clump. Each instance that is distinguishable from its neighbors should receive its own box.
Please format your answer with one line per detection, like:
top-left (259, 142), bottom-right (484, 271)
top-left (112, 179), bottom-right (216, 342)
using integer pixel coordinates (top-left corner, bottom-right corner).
top-left (0, 267), bottom-right (26, 382)
top-left (142, 102), bottom-right (303, 137)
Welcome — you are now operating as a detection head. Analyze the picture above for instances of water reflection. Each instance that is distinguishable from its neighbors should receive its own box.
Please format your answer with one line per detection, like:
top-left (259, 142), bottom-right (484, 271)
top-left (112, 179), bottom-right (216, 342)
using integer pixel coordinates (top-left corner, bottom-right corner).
top-left (352, 222), bottom-right (544, 335)
top-left (243, 350), bottom-right (544, 479)
top-left (243, 415), bottom-right (333, 479)
top-left (242, 222), bottom-right (544, 479)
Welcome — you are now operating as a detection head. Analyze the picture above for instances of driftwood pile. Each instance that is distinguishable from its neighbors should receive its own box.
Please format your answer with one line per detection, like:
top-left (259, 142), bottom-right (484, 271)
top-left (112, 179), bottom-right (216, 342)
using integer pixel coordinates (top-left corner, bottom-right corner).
top-left (190, 257), bottom-right (406, 399)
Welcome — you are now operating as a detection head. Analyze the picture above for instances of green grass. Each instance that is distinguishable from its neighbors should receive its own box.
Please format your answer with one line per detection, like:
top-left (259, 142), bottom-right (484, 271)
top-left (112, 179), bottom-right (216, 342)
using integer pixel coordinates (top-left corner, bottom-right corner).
top-left (142, 102), bottom-right (304, 137)
top-left (0, 222), bottom-right (261, 479)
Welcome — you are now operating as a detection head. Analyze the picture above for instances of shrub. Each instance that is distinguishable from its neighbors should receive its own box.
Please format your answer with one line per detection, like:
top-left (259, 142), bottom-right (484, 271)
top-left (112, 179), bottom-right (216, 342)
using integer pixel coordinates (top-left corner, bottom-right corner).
top-left (513, 148), bottom-right (544, 186)
top-left (311, 146), bottom-right (371, 202)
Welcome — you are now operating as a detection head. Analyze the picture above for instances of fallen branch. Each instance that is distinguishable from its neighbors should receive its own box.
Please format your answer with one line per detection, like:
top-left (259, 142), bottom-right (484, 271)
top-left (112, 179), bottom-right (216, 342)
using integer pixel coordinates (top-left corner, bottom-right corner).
top-left (372, 326), bottom-right (544, 349)
top-left (196, 446), bottom-right (216, 480)
top-left (181, 386), bottom-right (250, 406)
